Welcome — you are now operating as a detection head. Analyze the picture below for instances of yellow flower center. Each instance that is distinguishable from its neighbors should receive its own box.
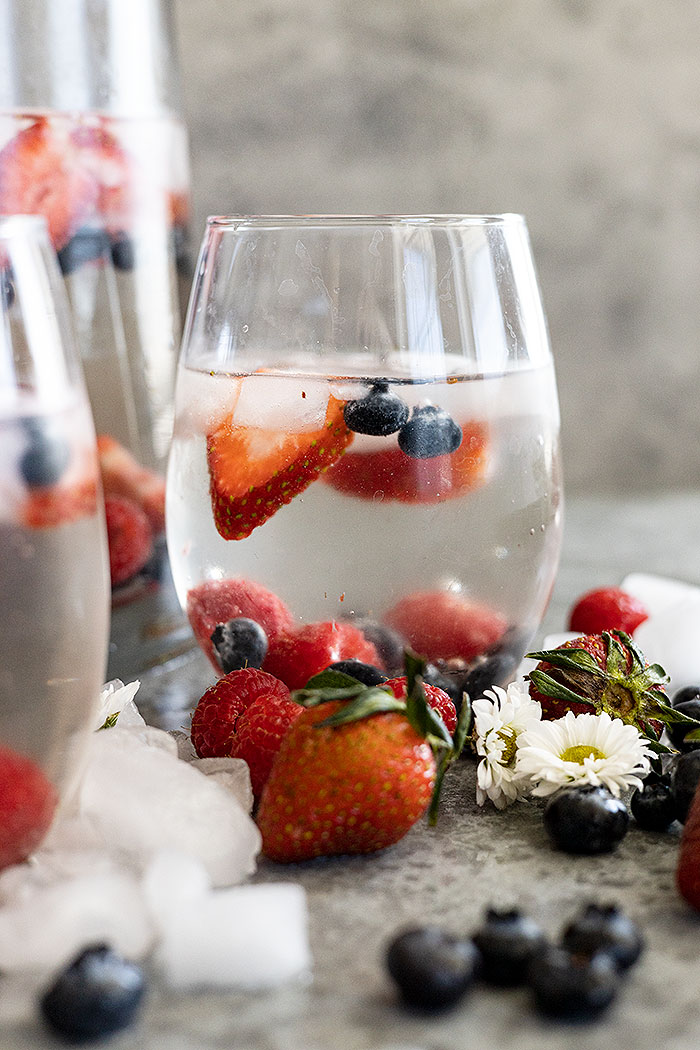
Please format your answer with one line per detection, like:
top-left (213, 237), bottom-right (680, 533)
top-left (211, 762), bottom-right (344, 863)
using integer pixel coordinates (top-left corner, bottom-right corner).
top-left (559, 744), bottom-right (606, 765)
top-left (497, 726), bottom-right (518, 767)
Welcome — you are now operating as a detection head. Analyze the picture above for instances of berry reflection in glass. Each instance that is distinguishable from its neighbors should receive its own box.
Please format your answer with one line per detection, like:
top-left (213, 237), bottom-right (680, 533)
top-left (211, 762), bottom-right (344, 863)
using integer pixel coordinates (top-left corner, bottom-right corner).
top-left (166, 216), bottom-right (563, 699)
top-left (0, 216), bottom-right (110, 869)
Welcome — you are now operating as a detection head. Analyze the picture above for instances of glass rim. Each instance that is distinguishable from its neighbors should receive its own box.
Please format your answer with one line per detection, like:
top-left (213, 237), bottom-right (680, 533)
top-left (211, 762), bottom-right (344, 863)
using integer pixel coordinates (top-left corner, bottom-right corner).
top-left (205, 213), bottom-right (526, 231)
top-left (0, 214), bottom-right (48, 238)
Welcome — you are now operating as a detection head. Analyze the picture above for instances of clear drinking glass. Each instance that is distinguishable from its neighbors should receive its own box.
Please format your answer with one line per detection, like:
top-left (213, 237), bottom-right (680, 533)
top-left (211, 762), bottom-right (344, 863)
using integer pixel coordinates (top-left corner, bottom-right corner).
top-left (0, 215), bottom-right (110, 870)
top-left (166, 215), bottom-right (563, 698)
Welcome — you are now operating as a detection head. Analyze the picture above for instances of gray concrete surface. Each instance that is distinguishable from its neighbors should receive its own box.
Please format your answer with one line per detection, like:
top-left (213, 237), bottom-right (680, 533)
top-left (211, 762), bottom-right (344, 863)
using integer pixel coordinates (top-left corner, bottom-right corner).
top-left (172, 0), bottom-right (700, 496)
top-left (4, 489), bottom-right (700, 1048)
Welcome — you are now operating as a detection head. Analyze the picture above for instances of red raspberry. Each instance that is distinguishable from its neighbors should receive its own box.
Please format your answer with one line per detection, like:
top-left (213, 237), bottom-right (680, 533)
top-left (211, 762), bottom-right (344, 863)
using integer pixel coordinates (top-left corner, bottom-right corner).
top-left (190, 668), bottom-right (290, 758)
top-left (568, 587), bottom-right (649, 637)
top-left (383, 676), bottom-right (458, 734)
top-left (0, 746), bottom-right (57, 870)
top-left (230, 694), bottom-right (304, 799)
top-left (264, 621), bottom-right (381, 690)
top-left (186, 578), bottom-right (295, 673)
top-left (384, 590), bottom-right (506, 664)
top-left (104, 495), bottom-right (153, 587)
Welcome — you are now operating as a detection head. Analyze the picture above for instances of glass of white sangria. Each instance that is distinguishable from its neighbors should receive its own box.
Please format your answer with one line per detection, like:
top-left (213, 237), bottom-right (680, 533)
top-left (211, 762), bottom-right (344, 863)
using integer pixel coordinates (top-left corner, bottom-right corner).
top-left (166, 215), bottom-right (563, 703)
top-left (0, 215), bottom-right (110, 870)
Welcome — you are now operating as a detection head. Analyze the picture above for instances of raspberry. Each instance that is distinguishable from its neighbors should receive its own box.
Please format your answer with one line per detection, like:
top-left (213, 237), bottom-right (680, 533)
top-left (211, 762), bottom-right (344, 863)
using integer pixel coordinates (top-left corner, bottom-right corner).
top-left (383, 676), bottom-right (457, 734)
top-left (264, 621), bottom-right (381, 690)
top-left (186, 578), bottom-right (295, 673)
top-left (0, 746), bottom-right (57, 870)
top-left (190, 668), bottom-right (290, 758)
top-left (384, 590), bottom-right (506, 664)
top-left (104, 495), bottom-right (153, 588)
top-left (230, 694), bottom-right (304, 798)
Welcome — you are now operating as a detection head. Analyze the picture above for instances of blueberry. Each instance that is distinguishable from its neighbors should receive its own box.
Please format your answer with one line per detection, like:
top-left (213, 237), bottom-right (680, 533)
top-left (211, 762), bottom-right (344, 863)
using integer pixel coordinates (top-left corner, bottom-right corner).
top-left (19, 421), bottom-right (71, 487)
top-left (1, 267), bottom-right (14, 307)
top-left (672, 685), bottom-right (700, 708)
top-left (39, 943), bottom-right (145, 1042)
top-left (328, 659), bottom-right (387, 686)
top-left (668, 699), bottom-right (700, 751)
top-left (386, 926), bottom-right (479, 1009)
top-left (423, 662), bottom-right (466, 709)
top-left (347, 618), bottom-right (405, 675)
top-left (471, 907), bottom-right (547, 986)
top-left (630, 773), bottom-right (677, 831)
top-left (671, 750), bottom-right (700, 823)
top-left (111, 234), bottom-right (136, 271)
top-left (343, 382), bottom-right (409, 436)
top-left (543, 786), bottom-right (629, 854)
top-left (57, 228), bottom-right (111, 275)
top-left (397, 404), bottom-right (462, 460)
top-left (211, 617), bottom-right (268, 673)
top-left (560, 903), bottom-right (644, 973)
top-left (527, 945), bottom-right (620, 1020)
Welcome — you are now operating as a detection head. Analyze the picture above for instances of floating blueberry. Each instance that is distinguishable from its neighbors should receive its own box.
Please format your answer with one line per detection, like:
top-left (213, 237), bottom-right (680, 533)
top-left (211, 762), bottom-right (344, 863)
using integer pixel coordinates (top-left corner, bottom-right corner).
top-left (471, 907), bottom-right (547, 986)
top-left (39, 943), bottom-right (145, 1043)
top-left (397, 404), bottom-right (462, 460)
top-left (668, 699), bottom-right (700, 751)
top-left (671, 750), bottom-right (700, 824)
top-left (543, 785), bottom-right (629, 854)
top-left (527, 945), bottom-right (620, 1020)
top-left (211, 617), bottom-right (269, 673)
top-left (328, 659), bottom-right (387, 686)
top-left (111, 233), bottom-right (136, 271)
top-left (19, 421), bottom-right (71, 488)
top-left (386, 926), bottom-right (479, 1009)
top-left (57, 229), bottom-right (110, 275)
top-left (343, 382), bottom-right (409, 436)
top-left (560, 903), bottom-right (644, 973)
top-left (630, 773), bottom-right (677, 831)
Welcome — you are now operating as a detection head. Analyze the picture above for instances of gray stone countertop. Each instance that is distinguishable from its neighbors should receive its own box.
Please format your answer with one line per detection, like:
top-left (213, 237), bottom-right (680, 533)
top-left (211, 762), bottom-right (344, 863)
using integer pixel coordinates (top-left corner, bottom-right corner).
top-left (7, 491), bottom-right (700, 1049)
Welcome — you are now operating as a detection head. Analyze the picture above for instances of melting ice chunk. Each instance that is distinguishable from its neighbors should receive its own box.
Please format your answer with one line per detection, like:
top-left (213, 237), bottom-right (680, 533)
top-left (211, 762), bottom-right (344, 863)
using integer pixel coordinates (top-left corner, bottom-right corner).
top-left (152, 881), bottom-right (312, 990)
top-left (621, 573), bottom-right (700, 691)
top-left (621, 573), bottom-right (700, 619)
top-left (232, 374), bottom-right (329, 432)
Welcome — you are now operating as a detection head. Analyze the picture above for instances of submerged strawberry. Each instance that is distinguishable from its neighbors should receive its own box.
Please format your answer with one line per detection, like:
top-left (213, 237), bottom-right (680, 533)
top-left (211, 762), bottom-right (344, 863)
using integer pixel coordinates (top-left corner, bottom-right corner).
top-left (0, 747), bottom-right (57, 870)
top-left (104, 495), bottom-right (153, 587)
top-left (526, 631), bottom-right (700, 751)
top-left (323, 420), bottom-right (488, 503)
top-left (384, 590), bottom-right (506, 665)
top-left (97, 435), bottom-right (165, 534)
top-left (264, 621), bottom-right (381, 690)
top-left (21, 477), bottom-right (98, 529)
top-left (206, 395), bottom-right (353, 540)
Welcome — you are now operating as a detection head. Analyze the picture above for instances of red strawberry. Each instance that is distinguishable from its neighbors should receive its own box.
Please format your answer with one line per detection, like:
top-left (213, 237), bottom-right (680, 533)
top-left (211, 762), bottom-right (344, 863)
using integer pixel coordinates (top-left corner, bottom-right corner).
top-left (69, 123), bottom-right (132, 233)
top-left (97, 434), bottom-right (166, 533)
top-left (677, 779), bottom-right (700, 910)
top-left (322, 421), bottom-right (488, 503)
top-left (0, 746), bottom-right (58, 870)
top-left (0, 118), bottom-right (97, 250)
top-left (256, 699), bottom-right (436, 862)
top-left (384, 590), bottom-right (506, 664)
top-left (206, 395), bottom-right (353, 540)
top-left (526, 632), bottom-right (677, 741)
top-left (21, 477), bottom-right (99, 529)
top-left (190, 667), bottom-right (290, 758)
top-left (104, 495), bottom-right (153, 587)
top-left (230, 694), bottom-right (304, 799)
top-left (384, 676), bottom-right (457, 734)
top-left (568, 586), bottom-right (649, 637)
top-left (264, 621), bottom-right (381, 690)
top-left (186, 578), bottom-right (295, 673)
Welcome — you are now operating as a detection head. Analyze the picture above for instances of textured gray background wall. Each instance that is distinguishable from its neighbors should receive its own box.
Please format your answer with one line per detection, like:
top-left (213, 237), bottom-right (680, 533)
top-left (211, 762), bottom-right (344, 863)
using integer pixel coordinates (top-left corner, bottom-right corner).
top-left (173, 0), bottom-right (700, 496)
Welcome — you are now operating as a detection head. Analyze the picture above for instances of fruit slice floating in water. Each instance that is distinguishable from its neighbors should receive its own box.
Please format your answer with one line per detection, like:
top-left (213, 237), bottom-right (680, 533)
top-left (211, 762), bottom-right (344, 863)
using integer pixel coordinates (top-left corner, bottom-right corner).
top-left (207, 395), bottom-right (353, 540)
top-left (322, 420), bottom-right (488, 503)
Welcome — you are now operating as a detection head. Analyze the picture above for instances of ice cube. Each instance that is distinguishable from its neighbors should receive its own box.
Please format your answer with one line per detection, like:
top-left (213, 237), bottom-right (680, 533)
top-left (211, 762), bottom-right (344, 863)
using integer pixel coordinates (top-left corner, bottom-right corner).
top-left (173, 368), bottom-right (241, 437)
top-left (153, 882), bottom-right (312, 990)
top-left (232, 374), bottom-right (329, 432)
top-left (171, 729), bottom-right (197, 762)
top-left (141, 849), bottom-right (211, 928)
top-left (76, 729), bottom-right (261, 886)
top-left (0, 870), bottom-right (153, 975)
top-left (188, 756), bottom-right (254, 812)
top-left (634, 594), bottom-right (700, 693)
top-left (621, 573), bottom-right (700, 618)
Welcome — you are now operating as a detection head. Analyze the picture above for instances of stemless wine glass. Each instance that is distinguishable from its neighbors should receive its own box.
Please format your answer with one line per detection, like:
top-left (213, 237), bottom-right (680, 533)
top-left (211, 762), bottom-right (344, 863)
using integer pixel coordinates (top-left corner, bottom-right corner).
top-left (0, 215), bottom-right (110, 869)
top-left (166, 215), bottom-right (563, 697)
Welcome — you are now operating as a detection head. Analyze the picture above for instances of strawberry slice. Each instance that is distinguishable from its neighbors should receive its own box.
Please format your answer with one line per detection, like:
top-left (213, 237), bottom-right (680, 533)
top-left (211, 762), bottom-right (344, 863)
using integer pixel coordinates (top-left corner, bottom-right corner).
top-left (0, 119), bottom-right (97, 250)
top-left (69, 123), bottom-right (132, 235)
top-left (21, 478), bottom-right (99, 529)
top-left (207, 395), bottom-right (353, 540)
top-left (322, 421), bottom-right (488, 503)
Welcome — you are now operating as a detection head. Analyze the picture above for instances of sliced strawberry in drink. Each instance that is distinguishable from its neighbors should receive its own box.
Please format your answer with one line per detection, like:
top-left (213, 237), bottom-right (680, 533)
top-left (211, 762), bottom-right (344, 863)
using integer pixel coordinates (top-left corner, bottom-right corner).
top-left (97, 435), bottom-right (166, 534)
top-left (207, 395), bottom-right (353, 540)
top-left (21, 477), bottom-right (99, 529)
top-left (0, 118), bottom-right (98, 250)
top-left (0, 746), bottom-right (57, 870)
top-left (322, 420), bottom-right (488, 503)
top-left (69, 123), bottom-right (132, 234)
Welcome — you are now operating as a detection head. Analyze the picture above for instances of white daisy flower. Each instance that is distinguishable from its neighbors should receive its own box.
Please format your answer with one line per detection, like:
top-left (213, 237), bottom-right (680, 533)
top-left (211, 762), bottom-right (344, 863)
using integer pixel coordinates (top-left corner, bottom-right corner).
top-left (515, 710), bottom-right (653, 798)
top-left (472, 680), bottom-right (542, 810)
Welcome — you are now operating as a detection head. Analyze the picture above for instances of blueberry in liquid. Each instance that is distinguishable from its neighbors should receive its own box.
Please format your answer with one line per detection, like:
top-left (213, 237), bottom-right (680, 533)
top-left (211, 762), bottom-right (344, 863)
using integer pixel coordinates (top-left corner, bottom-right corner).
top-left (398, 404), bottom-right (462, 459)
top-left (19, 420), bottom-right (71, 488)
top-left (343, 381), bottom-right (409, 436)
top-left (211, 617), bottom-right (269, 673)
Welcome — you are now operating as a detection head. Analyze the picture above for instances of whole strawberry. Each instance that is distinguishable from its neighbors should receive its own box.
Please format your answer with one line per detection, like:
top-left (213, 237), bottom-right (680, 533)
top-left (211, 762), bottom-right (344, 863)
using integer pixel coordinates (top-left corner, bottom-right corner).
top-left (677, 779), bottom-right (700, 910)
top-left (526, 631), bottom-right (699, 748)
top-left (568, 587), bottom-right (649, 637)
top-left (0, 746), bottom-right (57, 870)
top-left (256, 657), bottom-right (468, 862)
top-left (263, 621), bottom-right (381, 690)
top-left (190, 667), bottom-right (290, 758)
